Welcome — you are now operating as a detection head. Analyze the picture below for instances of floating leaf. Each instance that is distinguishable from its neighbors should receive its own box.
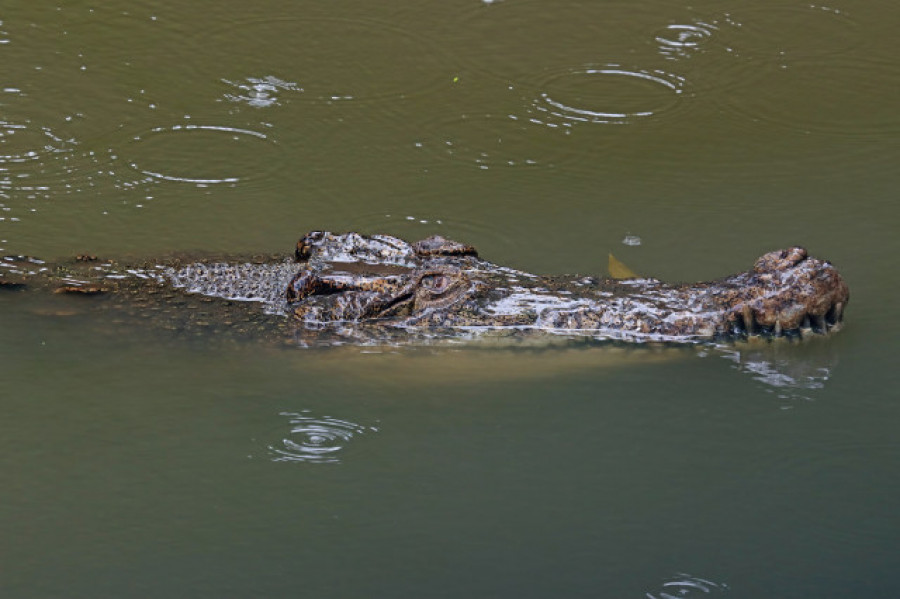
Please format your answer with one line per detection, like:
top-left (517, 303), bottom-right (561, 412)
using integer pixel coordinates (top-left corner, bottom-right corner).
top-left (608, 253), bottom-right (639, 279)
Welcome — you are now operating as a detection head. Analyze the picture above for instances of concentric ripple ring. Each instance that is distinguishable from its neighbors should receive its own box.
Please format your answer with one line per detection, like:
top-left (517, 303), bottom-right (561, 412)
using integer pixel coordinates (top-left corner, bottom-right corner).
top-left (126, 124), bottom-right (279, 185)
top-left (530, 65), bottom-right (687, 127)
top-left (269, 412), bottom-right (376, 464)
top-left (655, 22), bottom-right (718, 60)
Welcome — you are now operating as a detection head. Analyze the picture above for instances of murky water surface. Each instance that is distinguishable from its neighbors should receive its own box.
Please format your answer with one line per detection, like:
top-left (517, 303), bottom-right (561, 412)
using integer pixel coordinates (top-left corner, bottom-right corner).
top-left (2, 0), bottom-right (898, 597)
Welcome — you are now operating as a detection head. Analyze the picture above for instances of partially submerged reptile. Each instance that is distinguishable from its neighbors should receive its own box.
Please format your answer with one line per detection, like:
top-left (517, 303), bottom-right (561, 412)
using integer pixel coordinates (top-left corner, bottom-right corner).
top-left (0, 231), bottom-right (849, 346)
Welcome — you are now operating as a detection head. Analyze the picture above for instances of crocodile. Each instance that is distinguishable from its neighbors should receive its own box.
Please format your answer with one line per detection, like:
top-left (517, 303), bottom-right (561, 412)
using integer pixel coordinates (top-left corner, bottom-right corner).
top-left (0, 231), bottom-right (849, 346)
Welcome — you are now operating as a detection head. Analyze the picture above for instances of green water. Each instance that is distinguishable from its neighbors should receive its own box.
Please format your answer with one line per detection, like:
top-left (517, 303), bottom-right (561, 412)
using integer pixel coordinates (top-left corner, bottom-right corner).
top-left (2, 0), bottom-right (898, 597)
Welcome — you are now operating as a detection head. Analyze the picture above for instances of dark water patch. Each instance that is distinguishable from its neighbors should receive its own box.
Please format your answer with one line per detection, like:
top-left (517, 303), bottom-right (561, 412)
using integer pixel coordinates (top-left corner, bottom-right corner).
top-left (526, 64), bottom-right (688, 127)
top-left (201, 16), bottom-right (446, 105)
top-left (646, 573), bottom-right (729, 598)
top-left (723, 57), bottom-right (900, 139)
top-left (793, 441), bottom-right (900, 549)
top-left (125, 124), bottom-right (283, 186)
top-left (739, 437), bottom-right (899, 553)
top-left (268, 411), bottom-right (378, 465)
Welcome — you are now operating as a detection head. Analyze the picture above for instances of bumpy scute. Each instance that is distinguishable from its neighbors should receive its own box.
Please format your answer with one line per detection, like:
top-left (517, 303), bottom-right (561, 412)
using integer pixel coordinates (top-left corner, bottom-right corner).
top-left (3, 232), bottom-right (850, 344)
top-left (283, 231), bottom-right (849, 342)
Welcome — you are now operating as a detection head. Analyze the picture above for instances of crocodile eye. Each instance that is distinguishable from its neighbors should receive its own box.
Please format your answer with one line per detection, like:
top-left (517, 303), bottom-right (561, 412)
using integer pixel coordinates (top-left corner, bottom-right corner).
top-left (420, 274), bottom-right (450, 293)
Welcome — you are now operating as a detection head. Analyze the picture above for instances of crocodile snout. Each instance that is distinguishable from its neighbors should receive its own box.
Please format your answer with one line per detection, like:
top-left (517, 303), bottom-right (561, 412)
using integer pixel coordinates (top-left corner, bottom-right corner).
top-left (731, 250), bottom-right (849, 339)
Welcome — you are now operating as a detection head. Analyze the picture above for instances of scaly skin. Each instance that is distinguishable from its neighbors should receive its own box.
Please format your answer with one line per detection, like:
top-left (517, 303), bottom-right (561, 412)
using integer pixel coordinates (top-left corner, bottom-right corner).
top-left (0, 231), bottom-right (849, 345)
top-left (286, 231), bottom-right (849, 342)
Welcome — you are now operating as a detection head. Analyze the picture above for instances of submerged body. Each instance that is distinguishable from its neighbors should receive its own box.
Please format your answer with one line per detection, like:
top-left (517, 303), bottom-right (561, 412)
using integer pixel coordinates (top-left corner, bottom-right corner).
top-left (0, 231), bottom-right (849, 346)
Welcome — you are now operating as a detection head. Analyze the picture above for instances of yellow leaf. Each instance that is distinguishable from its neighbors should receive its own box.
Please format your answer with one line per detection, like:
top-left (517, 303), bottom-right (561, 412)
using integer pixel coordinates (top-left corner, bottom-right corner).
top-left (608, 253), bottom-right (639, 279)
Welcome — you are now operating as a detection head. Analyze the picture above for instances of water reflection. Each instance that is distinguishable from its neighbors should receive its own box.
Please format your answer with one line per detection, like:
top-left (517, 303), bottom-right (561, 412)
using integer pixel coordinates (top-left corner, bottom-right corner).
top-left (268, 411), bottom-right (378, 465)
top-left (714, 340), bottom-right (838, 401)
top-left (527, 65), bottom-right (687, 127)
top-left (646, 573), bottom-right (729, 598)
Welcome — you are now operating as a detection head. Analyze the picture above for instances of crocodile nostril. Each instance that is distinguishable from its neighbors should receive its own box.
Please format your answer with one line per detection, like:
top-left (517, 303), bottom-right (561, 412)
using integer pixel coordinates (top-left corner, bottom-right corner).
top-left (785, 247), bottom-right (807, 265)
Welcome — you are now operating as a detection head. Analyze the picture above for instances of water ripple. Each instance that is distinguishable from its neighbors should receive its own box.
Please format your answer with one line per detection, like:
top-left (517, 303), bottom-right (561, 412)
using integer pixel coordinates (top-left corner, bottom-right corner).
top-left (269, 411), bottom-right (378, 464)
top-left (201, 16), bottom-right (446, 105)
top-left (221, 76), bottom-right (302, 108)
top-left (646, 573), bottom-right (729, 598)
top-left (723, 57), bottom-right (900, 138)
top-left (126, 123), bottom-right (282, 186)
top-left (418, 113), bottom-right (581, 170)
top-left (0, 119), bottom-right (82, 207)
top-left (0, 119), bottom-right (73, 168)
top-left (526, 65), bottom-right (688, 128)
top-left (655, 22), bottom-right (719, 60)
top-left (721, 4), bottom-right (862, 60)
top-left (446, 0), bottom-right (657, 83)
top-left (343, 211), bottom-right (525, 259)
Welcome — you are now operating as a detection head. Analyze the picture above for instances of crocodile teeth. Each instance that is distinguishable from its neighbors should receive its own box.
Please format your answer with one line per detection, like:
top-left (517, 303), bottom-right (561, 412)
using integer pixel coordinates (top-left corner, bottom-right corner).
top-left (742, 305), bottom-right (757, 336)
top-left (811, 313), bottom-right (827, 333)
top-left (832, 301), bottom-right (844, 323)
top-left (774, 319), bottom-right (783, 337)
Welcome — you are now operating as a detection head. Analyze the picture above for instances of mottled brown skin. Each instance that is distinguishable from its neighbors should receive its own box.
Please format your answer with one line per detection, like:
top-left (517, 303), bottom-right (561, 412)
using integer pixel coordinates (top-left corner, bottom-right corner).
top-left (1, 232), bottom-right (849, 345)
top-left (286, 232), bottom-right (849, 342)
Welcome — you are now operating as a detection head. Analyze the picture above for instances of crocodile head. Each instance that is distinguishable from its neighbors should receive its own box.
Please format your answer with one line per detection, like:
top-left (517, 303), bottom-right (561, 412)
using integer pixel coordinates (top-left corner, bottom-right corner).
top-left (284, 231), bottom-right (849, 342)
top-left (287, 232), bottom-right (484, 324)
top-left (286, 266), bottom-right (479, 322)
top-left (718, 246), bottom-right (850, 337)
